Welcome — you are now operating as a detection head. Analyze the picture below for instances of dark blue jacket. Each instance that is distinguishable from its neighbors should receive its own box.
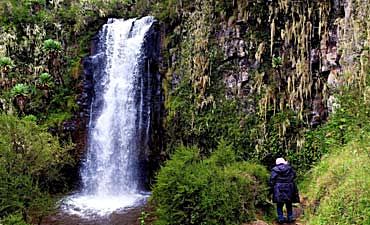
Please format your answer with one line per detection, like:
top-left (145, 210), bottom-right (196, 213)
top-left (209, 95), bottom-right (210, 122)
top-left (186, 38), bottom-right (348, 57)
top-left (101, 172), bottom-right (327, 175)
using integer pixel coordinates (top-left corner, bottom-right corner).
top-left (269, 163), bottom-right (300, 203)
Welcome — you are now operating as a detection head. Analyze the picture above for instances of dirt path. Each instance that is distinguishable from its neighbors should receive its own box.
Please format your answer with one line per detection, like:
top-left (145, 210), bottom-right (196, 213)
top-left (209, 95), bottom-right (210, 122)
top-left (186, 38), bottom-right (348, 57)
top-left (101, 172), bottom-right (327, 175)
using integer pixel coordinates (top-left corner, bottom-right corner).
top-left (244, 201), bottom-right (306, 225)
top-left (271, 205), bottom-right (304, 225)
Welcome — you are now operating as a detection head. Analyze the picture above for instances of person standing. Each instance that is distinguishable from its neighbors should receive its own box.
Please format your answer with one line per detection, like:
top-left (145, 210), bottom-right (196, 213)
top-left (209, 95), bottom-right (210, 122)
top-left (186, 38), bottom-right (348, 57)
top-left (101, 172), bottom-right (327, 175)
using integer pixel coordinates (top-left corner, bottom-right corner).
top-left (269, 158), bottom-right (300, 223)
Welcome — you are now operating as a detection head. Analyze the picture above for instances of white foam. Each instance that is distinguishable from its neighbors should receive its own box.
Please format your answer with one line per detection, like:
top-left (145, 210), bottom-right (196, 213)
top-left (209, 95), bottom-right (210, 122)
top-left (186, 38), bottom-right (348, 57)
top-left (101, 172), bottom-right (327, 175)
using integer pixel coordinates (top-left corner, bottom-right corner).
top-left (62, 193), bottom-right (149, 217)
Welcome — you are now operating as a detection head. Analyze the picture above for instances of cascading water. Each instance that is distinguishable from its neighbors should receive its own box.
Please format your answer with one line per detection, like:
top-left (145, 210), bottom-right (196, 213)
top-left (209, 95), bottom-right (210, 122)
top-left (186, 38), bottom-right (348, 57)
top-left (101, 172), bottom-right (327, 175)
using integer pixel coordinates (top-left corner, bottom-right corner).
top-left (64, 16), bottom-right (155, 216)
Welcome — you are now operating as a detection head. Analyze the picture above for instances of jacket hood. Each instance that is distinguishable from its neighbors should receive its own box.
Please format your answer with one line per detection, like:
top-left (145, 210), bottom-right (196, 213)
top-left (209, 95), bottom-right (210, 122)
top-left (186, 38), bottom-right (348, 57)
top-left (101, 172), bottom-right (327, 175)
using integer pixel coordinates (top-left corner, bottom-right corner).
top-left (272, 164), bottom-right (292, 175)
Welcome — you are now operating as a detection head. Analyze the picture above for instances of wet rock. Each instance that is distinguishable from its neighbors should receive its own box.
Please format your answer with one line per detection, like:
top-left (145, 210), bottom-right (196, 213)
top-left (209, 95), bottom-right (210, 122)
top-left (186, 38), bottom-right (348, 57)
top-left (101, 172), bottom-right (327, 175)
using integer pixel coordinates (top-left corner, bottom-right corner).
top-left (83, 80), bottom-right (93, 90)
top-left (241, 70), bottom-right (249, 83)
top-left (310, 49), bottom-right (320, 66)
top-left (239, 58), bottom-right (249, 67)
top-left (219, 17), bottom-right (255, 100)
top-left (171, 72), bottom-right (180, 89)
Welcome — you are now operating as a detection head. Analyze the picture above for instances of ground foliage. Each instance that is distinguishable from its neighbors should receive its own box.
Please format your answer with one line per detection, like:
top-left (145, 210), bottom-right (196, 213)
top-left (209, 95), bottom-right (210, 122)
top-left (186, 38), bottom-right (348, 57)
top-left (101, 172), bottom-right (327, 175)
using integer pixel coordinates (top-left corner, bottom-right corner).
top-left (301, 128), bottom-right (370, 224)
top-left (303, 138), bottom-right (370, 225)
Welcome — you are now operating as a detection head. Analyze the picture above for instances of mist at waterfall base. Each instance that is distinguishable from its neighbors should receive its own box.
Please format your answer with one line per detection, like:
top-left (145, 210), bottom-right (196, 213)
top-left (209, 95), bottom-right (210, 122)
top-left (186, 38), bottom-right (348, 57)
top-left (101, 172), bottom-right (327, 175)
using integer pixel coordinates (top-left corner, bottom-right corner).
top-left (62, 16), bottom-right (155, 217)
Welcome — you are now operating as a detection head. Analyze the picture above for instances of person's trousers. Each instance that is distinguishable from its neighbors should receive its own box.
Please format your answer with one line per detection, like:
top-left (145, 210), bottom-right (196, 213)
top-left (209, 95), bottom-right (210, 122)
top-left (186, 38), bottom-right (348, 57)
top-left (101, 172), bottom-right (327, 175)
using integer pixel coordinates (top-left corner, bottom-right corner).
top-left (276, 202), bottom-right (293, 221)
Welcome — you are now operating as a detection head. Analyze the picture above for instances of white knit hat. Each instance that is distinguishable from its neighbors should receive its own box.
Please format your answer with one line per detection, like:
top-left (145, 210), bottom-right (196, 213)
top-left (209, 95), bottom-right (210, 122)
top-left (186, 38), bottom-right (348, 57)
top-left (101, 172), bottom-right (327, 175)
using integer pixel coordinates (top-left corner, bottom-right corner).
top-left (276, 157), bottom-right (287, 165)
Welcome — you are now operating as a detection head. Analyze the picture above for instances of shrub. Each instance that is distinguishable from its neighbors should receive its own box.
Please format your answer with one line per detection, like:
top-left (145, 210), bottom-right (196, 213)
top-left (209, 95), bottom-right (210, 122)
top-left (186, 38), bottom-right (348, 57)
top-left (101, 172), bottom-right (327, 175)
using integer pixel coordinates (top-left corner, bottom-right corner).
top-left (0, 57), bottom-right (13, 68)
top-left (151, 144), bottom-right (270, 225)
top-left (38, 72), bottom-right (52, 85)
top-left (43, 39), bottom-right (62, 52)
top-left (22, 114), bottom-right (37, 122)
top-left (10, 84), bottom-right (29, 97)
top-left (0, 114), bottom-right (74, 219)
top-left (285, 81), bottom-right (370, 175)
top-left (43, 112), bottom-right (71, 127)
top-left (0, 213), bottom-right (31, 225)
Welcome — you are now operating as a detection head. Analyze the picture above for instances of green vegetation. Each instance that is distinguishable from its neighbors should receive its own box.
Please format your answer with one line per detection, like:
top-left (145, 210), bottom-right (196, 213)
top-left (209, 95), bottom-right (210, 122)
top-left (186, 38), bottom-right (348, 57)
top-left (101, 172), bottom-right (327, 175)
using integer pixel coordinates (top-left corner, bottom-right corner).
top-left (0, 0), bottom-right (146, 119)
top-left (271, 56), bottom-right (282, 69)
top-left (152, 141), bottom-right (272, 225)
top-left (1, 213), bottom-right (31, 225)
top-left (38, 72), bottom-right (51, 83)
top-left (0, 114), bottom-right (74, 223)
top-left (10, 84), bottom-right (29, 97)
top-left (0, 57), bottom-right (13, 68)
top-left (298, 78), bottom-right (370, 224)
top-left (0, 0), bottom-right (369, 224)
top-left (43, 39), bottom-right (62, 52)
top-left (38, 72), bottom-right (53, 88)
top-left (302, 138), bottom-right (370, 225)
top-left (140, 211), bottom-right (149, 225)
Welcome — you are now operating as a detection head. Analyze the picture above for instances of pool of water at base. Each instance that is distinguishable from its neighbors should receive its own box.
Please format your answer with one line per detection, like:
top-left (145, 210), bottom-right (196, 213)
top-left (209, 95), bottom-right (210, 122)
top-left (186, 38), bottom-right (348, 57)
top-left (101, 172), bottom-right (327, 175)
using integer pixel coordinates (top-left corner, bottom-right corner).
top-left (40, 203), bottom-right (156, 225)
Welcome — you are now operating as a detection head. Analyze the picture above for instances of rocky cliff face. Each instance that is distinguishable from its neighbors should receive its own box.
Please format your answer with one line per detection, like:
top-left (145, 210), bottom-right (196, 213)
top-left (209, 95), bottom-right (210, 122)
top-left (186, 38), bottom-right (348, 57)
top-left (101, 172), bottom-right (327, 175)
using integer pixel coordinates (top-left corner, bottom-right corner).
top-left (158, 0), bottom-right (369, 168)
top-left (219, 0), bottom-right (368, 122)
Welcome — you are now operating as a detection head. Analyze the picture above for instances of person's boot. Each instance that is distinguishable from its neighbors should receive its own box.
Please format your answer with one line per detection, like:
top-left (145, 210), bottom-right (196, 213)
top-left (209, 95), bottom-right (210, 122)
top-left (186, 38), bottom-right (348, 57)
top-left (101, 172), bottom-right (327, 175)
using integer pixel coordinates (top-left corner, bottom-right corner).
top-left (276, 203), bottom-right (285, 224)
top-left (277, 216), bottom-right (286, 224)
top-left (287, 216), bottom-right (295, 223)
top-left (286, 202), bottom-right (294, 223)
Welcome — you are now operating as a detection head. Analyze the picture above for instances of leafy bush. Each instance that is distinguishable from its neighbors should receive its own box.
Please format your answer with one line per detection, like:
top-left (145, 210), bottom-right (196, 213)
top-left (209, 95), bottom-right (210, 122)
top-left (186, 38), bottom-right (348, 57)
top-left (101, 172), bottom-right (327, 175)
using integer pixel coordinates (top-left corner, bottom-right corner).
top-left (22, 114), bottom-right (37, 122)
top-left (10, 84), bottom-right (29, 97)
top-left (43, 112), bottom-right (71, 127)
top-left (43, 39), bottom-right (62, 52)
top-left (151, 142), bottom-right (271, 225)
top-left (38, 72), bottom-right (52, 85)
top-left (1, 213), bottom-right (30, 225)
top-left (0, 57), bottom-right (13, 68)
top-left (0, 114), bottom-right (74, 219)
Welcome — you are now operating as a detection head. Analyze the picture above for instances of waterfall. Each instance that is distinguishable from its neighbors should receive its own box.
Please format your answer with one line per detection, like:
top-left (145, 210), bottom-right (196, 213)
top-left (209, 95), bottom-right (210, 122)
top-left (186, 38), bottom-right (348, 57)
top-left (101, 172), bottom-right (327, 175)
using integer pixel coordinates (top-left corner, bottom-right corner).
top-left (64, 16), bottom-right (155, 216)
